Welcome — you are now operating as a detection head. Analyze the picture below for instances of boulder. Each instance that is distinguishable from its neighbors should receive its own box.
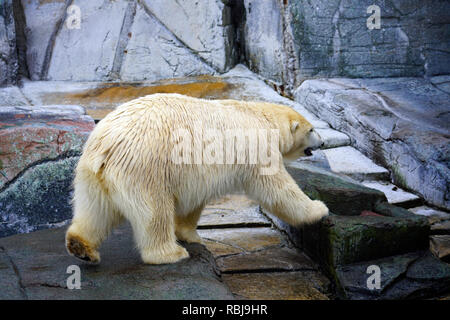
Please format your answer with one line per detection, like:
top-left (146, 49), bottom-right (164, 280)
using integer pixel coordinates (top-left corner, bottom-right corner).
top-left (0, 157), bottom-right (78, 238)
top-left (0, 105), bottom-right (94, 189)
top-left (294, 78), bottom-right (450, 210)
top-left (0, 105), bottom-right (94, 237)
top-left (303, 214), bottom-right (429, 270)
top-left (285, 162), bottom-right (387, 216)
top-left (336, 251), bottom-right (450, 299)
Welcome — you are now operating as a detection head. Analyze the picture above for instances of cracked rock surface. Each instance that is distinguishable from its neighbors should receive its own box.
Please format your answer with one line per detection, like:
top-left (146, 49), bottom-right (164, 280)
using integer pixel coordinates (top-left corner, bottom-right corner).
top-left (295, 77), bottom-right (450, 210)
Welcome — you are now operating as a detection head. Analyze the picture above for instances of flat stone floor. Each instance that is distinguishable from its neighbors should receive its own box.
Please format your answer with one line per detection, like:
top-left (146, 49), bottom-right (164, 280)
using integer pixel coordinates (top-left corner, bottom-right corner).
top-left (0, 194), bottom-right (331, 300)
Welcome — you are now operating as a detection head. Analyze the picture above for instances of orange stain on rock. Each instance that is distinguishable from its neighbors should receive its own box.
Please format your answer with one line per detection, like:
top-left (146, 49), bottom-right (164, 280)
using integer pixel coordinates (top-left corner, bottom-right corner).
top-left (65, 81), bottom-right (231, 104)
top-left (41, 80), bottom-right (233, 120)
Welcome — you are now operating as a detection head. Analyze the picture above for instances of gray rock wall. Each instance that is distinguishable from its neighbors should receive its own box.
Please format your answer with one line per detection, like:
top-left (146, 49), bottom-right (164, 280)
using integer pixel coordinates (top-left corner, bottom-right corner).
top-left (0, 0), bottom-right (18, 86)
top-left (2, 0), bottom-right (449, 85)
top-left (19, 0), bottom-right (238, 82)
top-left (291, 0), bottom-right (450, 78)
top-left (243, 0), bottom-right (450, 91)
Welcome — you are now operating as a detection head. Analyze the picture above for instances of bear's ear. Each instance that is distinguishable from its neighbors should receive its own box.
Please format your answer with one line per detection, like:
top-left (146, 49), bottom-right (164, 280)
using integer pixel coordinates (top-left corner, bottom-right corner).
top-left (290, 121), bottom-right (299, 133)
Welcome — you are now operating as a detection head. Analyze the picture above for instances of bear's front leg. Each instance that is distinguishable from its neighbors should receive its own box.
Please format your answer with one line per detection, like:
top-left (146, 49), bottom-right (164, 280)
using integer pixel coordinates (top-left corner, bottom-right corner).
top-left (125, 193), bottom-right (189, 264)
top-left (245, 166), bottom-right (329, 226)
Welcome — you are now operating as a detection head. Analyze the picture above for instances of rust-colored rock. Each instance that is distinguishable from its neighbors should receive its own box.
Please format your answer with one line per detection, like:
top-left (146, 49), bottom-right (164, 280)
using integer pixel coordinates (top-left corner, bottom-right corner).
top-left (0, 105), bottom-right (94, 188)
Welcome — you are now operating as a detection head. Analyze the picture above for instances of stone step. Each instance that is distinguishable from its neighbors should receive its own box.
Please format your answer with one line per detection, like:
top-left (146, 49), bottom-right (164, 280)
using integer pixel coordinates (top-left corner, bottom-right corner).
top-left (409, 206), bottom-right (450, 235)
top-left (221, 272), bottom-right (330, 300)
top-left (198, 195), bottom-right (270, 229)
top-left (430, 220), bottom-right (450, 236)
top-left (198, 225), bottom-right (331, 300)
top-left (215, 247), bottom-right (317, 274)
top-left (198, 227), bottom-right (284, 258)
top-left (362, 180), bottom-right (422, 208)
top-left (316, 128), bottom-right (351, 149)
top-left (430, 235), bottom-right (450, 262)
top-left (409, 206), bottom-right (450, 222)
top-left (322, 146), bottom-right (390, 181)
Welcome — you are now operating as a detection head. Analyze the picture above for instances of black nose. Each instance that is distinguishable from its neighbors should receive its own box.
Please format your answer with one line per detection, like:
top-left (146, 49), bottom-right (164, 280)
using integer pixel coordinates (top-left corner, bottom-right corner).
top-left (320, 142), bottom-right (324, 148)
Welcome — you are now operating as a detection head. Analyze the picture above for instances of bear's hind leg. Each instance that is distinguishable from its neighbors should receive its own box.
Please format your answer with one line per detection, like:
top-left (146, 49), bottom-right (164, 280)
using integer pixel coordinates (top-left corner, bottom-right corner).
top-left (245, 167), bottom-right (329, 226)
top-left (123, 192), bottom-right (189, 264)
top-left (175, 206), bottom-right (204, 244)
top-left (66, 171), bottom-right (122, 264)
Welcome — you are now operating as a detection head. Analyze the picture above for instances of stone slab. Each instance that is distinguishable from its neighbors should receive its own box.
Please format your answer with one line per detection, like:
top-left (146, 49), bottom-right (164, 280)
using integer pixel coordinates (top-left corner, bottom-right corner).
top-left (18, 64), bottom-right (330, 130)
top-left (315, 128), bottom-right (350, 149)
top-left (0, 157), bottom-right (77, 238)
top-left (198, 227), bottom-right (283, 258)
top-left (221, 272), bottom-right (330, 300)
top-left (336, 251), bottom-right (450, 299)
top-left (215, 247), bottom-right (317, 274)
top-left (295, 150), bottom-right (331, 171)
top-left (431, 75), bottom-right (450, 94)
top-left (285, 162), bottom-right (387, 217)
top-left (0, 247), bottom-right (25, 299)
top-left (302, 214), bottom-right (429, 273)
top-left (409, 206), bottom-right (450, 220)
top-left (46, 0), bottom-right (130, 81)
top-left (288, 1), bottom-right (450, 78)
top-left (242, 0), bottom-right (286, 85)
top-left (0, 224), bottom-right (235, 300)
top-left (362, 180), bottom-right (422, 208)
top-left (199, 195), bottom-right (270, 228)
top-left (322, 146), bottom-right (390, 181)
top-left (431, 220), bottom-right (450, 235)
top-left (21, 0), bottom-right (67, 80)
top-left (430, 235), bottom-right (450, 262)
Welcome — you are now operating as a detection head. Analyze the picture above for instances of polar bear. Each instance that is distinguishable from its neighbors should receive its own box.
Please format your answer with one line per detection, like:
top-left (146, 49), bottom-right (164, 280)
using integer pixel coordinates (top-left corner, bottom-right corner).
top-left (65, 94), bottom-right (328, 265)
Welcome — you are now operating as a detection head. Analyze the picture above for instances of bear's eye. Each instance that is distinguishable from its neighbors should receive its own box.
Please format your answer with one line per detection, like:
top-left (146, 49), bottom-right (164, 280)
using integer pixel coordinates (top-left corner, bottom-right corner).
top-left (309, 128), bottom-right (314, 133)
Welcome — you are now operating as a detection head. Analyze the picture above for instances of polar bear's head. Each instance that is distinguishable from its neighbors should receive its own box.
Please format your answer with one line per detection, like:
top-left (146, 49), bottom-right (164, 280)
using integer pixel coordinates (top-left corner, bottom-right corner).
top-left (280, 112), bottom-right (324, 161)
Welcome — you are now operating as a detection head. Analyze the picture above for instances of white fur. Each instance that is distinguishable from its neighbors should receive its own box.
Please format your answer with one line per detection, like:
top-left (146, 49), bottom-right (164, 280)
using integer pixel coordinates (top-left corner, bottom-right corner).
top-left (65, 94), bottom-right (329, 264)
